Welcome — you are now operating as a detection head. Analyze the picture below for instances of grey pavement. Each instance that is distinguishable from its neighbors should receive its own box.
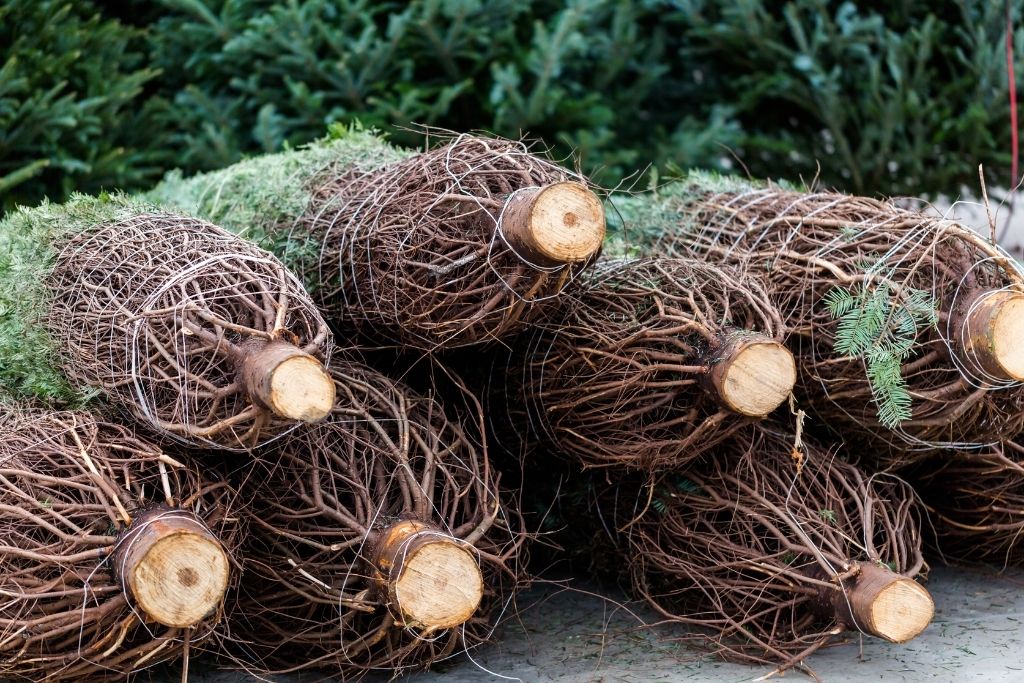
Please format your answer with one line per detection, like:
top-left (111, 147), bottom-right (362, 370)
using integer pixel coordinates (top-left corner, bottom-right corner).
top-left (178, 564), bottom-right (1024, 682)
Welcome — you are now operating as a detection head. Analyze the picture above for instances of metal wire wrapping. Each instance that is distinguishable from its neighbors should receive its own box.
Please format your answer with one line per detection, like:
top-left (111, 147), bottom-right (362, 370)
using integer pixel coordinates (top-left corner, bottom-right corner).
top-left (298, 133), bottom-right (600, 349)
top-left (632, 178), bottom-right (1024, 460)
top-left (605, 426), bottom-right (929, 676)
top-left (910, 440), bottom-right (1024, 568)
top-left (226, 361), bottom-right (525, 678)
top-left (0, 407), bottom-right (241, 681)
top-left (503, 257), bottom-right (787, 471)
top-left (44, 213), bottom-right (334, 450)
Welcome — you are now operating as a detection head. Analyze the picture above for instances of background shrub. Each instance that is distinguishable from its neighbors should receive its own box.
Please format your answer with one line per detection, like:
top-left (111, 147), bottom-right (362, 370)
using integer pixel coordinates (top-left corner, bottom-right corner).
top-left (2, 0), bottom-right (1021, 209)
top-left (0, 1), bottom-right (157, 212)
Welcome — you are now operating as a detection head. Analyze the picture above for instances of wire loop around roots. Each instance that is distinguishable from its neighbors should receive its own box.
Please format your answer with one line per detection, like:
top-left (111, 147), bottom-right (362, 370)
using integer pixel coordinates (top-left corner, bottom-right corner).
top-left (600, 426), bottom-right (928, 672)
top-left (0, 407), bottom-right (240, 681)
top-left (639, 177), bottom-right (1024, 460)
top-left (503, 257), bottom-right (788, 471)
top-left (45, 213), bottom-right (334, 450)
top-left (226, 362), bottom-right (526, 677)
top-left (301, 134), bottom-right (600, 349)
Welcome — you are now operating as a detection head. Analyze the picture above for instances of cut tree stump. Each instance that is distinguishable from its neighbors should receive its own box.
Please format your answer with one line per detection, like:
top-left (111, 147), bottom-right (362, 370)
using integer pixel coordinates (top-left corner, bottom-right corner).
top-left (958, 290), bottom-right (1024, 381)
top-left (814, 562), bottom-right (934, 644)
top-left (373, 520), bottom-right (484, 631)
top-left (501, 182), bottom-right (606, 266)
top-left (239, 340), bottom-right (335, 422)
top-left (114, 508), bottom-right (231, 629)
top-left (705, 333), bottom-right (797, 416)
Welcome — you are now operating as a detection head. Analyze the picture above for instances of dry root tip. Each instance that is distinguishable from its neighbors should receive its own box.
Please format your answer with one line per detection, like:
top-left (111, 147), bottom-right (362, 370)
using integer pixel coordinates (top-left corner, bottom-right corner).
top-left (115, 509), bottom-right (230, 628)
top-left (959, 290), bottom-right (1024, 381)
top-left (374, 520), bottom-right (484, 631)
top-left (239, 340), bottom-right (335, 422)
top-left (501, 181), bottom-right (606, 265)
top-left (705, 334), bottom-right (796, 416)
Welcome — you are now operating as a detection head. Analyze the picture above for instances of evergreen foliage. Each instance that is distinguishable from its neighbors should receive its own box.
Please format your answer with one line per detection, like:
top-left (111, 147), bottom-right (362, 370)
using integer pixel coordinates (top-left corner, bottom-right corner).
top-left (3, 1), bottom-right (1022, 207)
top-left (824, 283), bottom-right (938, 428)
top-left (676, 0), bottom-right (1022, 195)
top-left (605, 169), bottom-right (768, 256)
top-left (145, 123), bottom-right (406, 291)
top-left (0, 192), bottom-right (158, 404)
top-left (0, 1), bottom-right (157, 212)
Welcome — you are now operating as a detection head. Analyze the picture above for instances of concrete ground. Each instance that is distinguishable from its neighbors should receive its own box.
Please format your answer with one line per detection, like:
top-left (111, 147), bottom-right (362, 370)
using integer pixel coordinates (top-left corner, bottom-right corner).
top-left (178, 564), bottom-right (1024, 683)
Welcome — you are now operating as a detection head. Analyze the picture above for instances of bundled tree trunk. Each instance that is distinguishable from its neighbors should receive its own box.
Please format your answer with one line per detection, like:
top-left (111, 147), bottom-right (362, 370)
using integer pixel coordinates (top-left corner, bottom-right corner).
top-left (0, 195), bottom-right (335, 449)
top-left (0, 407), bottom-right (240, 681)
top-left (504, 257), bottom-right (795, 470)
top-left (601, 427), bottom-right (932, 675)
top-left (610, 174), bottom-right (1024, 461)
top-left (148, 130), bottom-right (606, 350)
top-left (910, 441), bottom-right (1024, 567)
top-left (229, 362), bottom-right (524, 677)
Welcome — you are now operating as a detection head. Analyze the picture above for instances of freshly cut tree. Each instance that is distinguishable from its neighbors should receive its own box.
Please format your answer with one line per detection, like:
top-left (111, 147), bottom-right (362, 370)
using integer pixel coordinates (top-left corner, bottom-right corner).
top-left (610, 174), bottom-right (1024, 460)
top-left (230, 362), bottom-right (524, 676)
top-left (506, 257), bottom-right (795, 470)
top-left (0, 407), bottom-right (240, 681)
top-left (0, 194), bottom-right (335, 449)
top-left (606, 426), bottom-right (932, 674)
top-left (148, 127), bottom-right (606, 350)
top-left (911, 441), bottom-right (1024, 567)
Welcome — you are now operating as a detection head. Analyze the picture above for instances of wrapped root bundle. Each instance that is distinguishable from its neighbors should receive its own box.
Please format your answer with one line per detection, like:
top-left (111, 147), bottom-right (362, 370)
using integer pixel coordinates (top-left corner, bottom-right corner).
top-left (148, 130), bottom-right (606, 349)
top-left (910, 441), bottom-right (1024, 567)
top-left (0, 407), bottom-right (240, 681)
top-left (507, 257), bottom-right (795, 470)
top-left (611, 427), bottom-right (932, 674)
top-left (612, 174), bottom-right (1024, 458)
top-left (0, 195), bottom-right (335, 449)
top-left (232, 363), bottom-right (524, 676)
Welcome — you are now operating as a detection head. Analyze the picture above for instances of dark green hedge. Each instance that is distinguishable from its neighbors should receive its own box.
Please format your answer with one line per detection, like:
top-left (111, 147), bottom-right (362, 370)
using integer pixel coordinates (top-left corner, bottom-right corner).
top-left (0, 1), bottom-right (157, 212)
top-left (3, 0), bottom-right (1021, 210)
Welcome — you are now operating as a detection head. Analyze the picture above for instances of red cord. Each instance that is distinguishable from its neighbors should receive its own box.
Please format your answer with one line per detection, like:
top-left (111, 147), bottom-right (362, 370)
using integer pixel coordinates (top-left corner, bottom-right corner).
top-left (1008, 0), bottom-right (1018, 187)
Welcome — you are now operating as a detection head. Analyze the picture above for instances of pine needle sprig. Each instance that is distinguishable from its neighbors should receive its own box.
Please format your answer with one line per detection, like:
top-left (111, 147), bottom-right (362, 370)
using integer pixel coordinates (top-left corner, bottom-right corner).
top-left (824, 282), bottom-right (938, 428)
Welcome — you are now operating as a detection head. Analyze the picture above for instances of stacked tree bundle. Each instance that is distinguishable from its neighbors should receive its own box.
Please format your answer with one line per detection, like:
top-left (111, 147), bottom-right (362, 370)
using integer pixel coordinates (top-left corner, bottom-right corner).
top-left (0, 194), bottom-right (336, 450)
top-left (229, 362), bottom-right (523, 676)
top-left (497, 256), bottom-right (796, 469)
top-left (608, 173), bottom-right (1024, 462)
top-left (149, 127), bottom-right (606, 350)
top-left (2, 131), bottom-right (598, 680)
top-left (610, 428), bottom-right (932, 674)
top-left (908, 443), bottom-right (1024, 567)
top-left (0, 407), bottom-right (241, 680)
top-left (8, 124), bottom-right (1024, 682)
top-left (483, 253), bottom-right (935, 674)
